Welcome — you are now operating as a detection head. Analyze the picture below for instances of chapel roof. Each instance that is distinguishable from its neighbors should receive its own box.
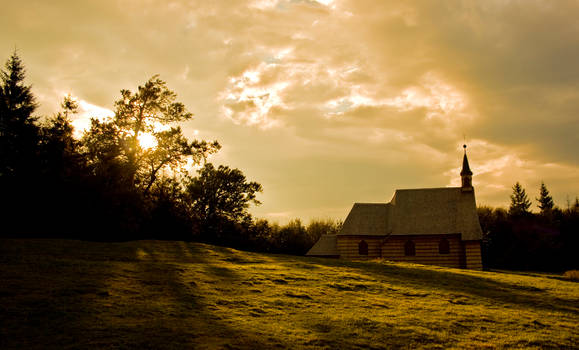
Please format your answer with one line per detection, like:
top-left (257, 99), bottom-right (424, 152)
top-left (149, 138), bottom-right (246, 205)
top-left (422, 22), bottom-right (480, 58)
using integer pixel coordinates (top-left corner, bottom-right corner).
top-left (306, 234), bottom-right (339, 256)
top-left (339, 203), bottom-right (391, 236)
top-left (390, 187), bottom-right (482, 240)
top-left (335, 187), bottom-right (483, 241)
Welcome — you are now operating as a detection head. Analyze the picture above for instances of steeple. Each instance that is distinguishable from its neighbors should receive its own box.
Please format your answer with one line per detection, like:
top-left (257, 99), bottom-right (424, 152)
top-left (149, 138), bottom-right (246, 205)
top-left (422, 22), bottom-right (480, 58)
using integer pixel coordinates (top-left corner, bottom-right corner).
top-left (460, 144), bottom-right (473, 191)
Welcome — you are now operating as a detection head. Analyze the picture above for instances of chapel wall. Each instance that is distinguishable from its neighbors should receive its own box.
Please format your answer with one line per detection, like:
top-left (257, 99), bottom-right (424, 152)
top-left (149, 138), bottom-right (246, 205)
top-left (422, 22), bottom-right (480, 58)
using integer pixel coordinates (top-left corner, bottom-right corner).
top-left (382, 235), bottom-right (462, 268)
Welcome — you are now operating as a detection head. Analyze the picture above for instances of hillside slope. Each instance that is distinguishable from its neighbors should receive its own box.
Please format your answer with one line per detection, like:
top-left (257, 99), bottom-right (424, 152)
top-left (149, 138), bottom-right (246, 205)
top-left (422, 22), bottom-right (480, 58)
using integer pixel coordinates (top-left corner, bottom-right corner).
top-left (0, 239), bottom-right (577, 349)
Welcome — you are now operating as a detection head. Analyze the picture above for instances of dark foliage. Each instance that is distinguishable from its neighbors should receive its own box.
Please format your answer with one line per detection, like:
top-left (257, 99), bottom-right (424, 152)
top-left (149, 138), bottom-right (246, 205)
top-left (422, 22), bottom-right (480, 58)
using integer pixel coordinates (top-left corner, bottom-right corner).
top-left (0, 52), bottom-right (41, 236)
top-left (480, 200), bottom-right (579, 271)
top-left (185, 163), bottom-right (262, 242)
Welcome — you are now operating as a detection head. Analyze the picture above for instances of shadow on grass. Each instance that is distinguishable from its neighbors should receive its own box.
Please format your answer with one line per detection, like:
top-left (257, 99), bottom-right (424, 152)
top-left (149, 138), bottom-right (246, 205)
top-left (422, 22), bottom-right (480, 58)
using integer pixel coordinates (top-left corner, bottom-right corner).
top-left (1, 239), bottom-right (577, 349)
top-left (0, 239), bottom-right (287, 349)
top-left (300, 256), bottom-right (579, 315)
top-left (299, 312), bottom-right (448, 349)
top-left (93, 241), bottom-right (290, 349)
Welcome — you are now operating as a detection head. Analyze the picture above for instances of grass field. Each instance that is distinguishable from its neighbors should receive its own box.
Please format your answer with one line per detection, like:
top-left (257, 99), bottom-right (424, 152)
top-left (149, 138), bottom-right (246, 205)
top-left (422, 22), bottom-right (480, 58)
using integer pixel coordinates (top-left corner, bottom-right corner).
top-left (0, 239), bottom-right (577, 349)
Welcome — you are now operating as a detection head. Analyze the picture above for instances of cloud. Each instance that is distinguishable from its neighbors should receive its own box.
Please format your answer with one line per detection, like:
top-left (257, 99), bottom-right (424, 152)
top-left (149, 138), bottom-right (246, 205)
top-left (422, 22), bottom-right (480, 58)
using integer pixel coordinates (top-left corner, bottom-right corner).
top-left (444, 139), bottom-right (579, 208)
top-left (1, 0), bottom-right (578, 221)
top-left (221, 63), bottom-right (290, 129)
top-left (64, 97), bottom-right (114, 138)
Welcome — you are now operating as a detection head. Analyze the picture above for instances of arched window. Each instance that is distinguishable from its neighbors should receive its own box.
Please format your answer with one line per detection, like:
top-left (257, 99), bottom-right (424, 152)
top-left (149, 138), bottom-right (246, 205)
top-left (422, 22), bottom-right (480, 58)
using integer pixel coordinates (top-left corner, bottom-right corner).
top-left (404, 240), bottom-right (415, 256)
top-left (358, 240), bottom-right (368, 255)
top-left (439, 238), bottom-right (450, 254)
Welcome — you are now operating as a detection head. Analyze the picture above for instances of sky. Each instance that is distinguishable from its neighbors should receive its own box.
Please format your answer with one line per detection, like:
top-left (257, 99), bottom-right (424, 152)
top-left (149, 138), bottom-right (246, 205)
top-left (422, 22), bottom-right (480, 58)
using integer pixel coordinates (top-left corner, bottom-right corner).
top-left (2, 0), bottom-right (578, 223)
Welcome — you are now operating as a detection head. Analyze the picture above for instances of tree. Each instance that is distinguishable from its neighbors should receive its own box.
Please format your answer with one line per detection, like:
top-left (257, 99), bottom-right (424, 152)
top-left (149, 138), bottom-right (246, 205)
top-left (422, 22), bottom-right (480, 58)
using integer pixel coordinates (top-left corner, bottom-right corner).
top-left (509, 182), bottom-right (531, 216)
top-left (83, 75), bottom-right (220, 193)
top-left (140, 127), bottom-right (219, 194)
top-left (145, 176), bottom-right (193, 240)
top-left (39, 96), bottom-right (83, 180)
top-left (0, 52), bottom-right (37, 126)
top-left (0, 52), bottom-right (42, 236)
top-left (275, 219), bottom-right (309, 255)
top-left (82, 118), bottom-right (128, 187)
top-left (185, 163), bottom-right (262, 237)
top-left (306, 219), bottom-right (342, 246)
top-left (536, 181), bottom-right (554, 214)
top-left (0, 52), bottom-right (39, 178)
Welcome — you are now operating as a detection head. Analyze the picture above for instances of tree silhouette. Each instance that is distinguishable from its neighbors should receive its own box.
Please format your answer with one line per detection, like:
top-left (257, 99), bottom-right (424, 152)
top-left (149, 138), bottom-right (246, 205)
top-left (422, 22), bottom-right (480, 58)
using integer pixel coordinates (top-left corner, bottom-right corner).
top-left (141, 127), bottom-right (219, 194)
top-left (83, 75), bottom-right (220, 194)
top-left (536, 181), bottom-right (554, 214)
top-left (40, 96), bottom-right (83, 179)
top-left (0, 52), bottom-right (43, 235)
top-left (186, 163), bottom-right (262, 222)
top-left (0, 52), bottom-right (37, 124)
top-left (185, 163), bottom-right (262, 238)
top-left (509, 182), bottom-right (531, 216)
top-left (0, 52), bottom-right (39, 179)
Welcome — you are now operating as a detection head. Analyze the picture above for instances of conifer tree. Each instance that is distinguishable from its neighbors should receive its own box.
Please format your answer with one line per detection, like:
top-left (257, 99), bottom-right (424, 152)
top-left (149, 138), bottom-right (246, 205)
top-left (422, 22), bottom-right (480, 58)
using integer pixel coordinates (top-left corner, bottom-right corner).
top-left (509, 182), bottom-right (531, 216)
top-left (0, 52), bottom-right (39, 178)
top-left (0, 52), bottom-right (37, 125)
top-left (536, 181), bottom-right (554, 214)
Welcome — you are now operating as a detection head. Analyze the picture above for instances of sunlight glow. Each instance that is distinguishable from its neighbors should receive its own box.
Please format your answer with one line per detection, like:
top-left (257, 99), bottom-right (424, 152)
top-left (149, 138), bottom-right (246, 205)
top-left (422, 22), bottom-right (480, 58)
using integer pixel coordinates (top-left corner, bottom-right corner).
top-left (70, 98), bottom-right (114, 138)
top-left (250, 0), bottom-right (334, 10)
top-left (222, 64), bottom-right (289, 129)
top-left (384, 73), bottom-right (467, 119)
top-left (250, 0), bottom-right (278, 10)
top-left (323, 73), bottom-right (469, 123)
top-left (221, 59), bottom-right (365, 128)
top-left (138, 133), bottom-right (158, 150)
top-left (315, 0), bottom-right (335, 7)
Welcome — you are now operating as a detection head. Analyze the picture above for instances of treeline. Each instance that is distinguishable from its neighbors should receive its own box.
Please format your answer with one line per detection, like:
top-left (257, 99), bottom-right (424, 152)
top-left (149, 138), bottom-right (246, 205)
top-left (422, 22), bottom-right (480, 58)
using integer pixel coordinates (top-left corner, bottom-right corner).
top-left (2, 53), bottom-right (577, 271)
top-left (0, 52), bottom-right (340, 255)
top-left (479, 182), bottom-right (579, 271)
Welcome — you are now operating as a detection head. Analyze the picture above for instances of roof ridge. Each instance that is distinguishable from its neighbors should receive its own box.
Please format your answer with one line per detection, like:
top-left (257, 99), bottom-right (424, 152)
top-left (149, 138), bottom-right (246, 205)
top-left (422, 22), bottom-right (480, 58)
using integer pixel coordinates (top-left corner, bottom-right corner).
top-left (353, 202), bottom-right (390, 205)
top-left (395, 187), bottom-right (461, 191)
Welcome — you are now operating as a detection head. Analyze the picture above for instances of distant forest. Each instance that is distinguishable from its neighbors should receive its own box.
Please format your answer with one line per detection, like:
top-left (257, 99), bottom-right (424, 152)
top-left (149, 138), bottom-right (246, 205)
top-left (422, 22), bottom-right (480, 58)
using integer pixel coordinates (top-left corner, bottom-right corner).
top-left (479, 182), bottom-right (578, 271)
top-left (1, 53), bottom-right (577, 271)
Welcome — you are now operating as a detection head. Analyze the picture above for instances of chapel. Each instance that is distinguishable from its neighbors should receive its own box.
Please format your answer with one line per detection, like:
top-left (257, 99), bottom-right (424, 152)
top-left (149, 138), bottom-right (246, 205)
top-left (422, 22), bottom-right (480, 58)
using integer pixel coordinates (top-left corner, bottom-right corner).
top-left (306, 146), bottom-right (483, 270)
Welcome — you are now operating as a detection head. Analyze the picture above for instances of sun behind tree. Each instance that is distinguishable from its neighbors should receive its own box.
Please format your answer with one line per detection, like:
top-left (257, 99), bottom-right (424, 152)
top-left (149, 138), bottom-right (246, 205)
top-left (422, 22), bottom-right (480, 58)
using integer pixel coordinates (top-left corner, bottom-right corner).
top-left (137, 132), bottom-right (158, 150)
top-left (83, 75), bottom-right (220, 194)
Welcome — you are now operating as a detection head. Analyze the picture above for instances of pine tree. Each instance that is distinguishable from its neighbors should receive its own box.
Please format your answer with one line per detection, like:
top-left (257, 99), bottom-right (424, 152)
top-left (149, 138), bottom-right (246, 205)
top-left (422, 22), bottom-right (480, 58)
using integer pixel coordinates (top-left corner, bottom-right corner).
top-left (509, 182), bottom-right (531, 216)
top-left (0, 52), bottom-right (39, 178)
top-left (0, 52), bottom-right (41, 236)
top-left (536, 181), bottom-right (554, 214)
top-left (0, 52), bottom-right (37, 125)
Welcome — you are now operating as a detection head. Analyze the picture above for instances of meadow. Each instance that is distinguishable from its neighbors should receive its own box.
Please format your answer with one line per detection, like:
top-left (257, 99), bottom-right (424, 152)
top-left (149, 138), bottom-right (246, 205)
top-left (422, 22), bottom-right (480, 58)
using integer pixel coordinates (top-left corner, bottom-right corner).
top-left (0, 239), bottom-right (577, 349)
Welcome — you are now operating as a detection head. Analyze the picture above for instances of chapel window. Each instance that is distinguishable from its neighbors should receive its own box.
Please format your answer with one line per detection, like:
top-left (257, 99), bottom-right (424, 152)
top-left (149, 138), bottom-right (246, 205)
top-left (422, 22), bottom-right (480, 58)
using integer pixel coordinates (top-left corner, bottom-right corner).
top-left (404, 240), bottom-right (415, 256)
top-left (358, 240), bottom-right (368, 255)
top-left (439, 238), bottom-right (450, 254)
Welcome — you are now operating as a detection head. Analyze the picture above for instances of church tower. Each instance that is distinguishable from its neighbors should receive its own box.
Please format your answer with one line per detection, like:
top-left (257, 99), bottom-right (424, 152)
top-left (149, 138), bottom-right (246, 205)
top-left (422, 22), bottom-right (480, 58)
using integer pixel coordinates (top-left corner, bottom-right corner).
top-left (460, 145), bottom-right (473, 191)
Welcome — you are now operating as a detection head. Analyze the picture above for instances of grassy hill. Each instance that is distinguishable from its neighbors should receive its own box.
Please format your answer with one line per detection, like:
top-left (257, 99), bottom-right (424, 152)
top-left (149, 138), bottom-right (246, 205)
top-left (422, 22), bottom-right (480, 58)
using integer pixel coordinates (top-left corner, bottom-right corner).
top-left (1, 239), bottom-right (577, 349)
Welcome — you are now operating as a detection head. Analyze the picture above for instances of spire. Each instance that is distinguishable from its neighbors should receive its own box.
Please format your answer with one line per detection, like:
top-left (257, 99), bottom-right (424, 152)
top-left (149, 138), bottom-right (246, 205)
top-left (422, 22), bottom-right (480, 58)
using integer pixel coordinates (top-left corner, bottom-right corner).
top-left (460, 144), bottom-right (473, 190)
top-left (460, 145), bottom-right (473, 176)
